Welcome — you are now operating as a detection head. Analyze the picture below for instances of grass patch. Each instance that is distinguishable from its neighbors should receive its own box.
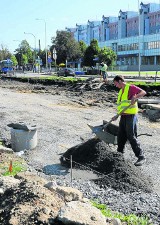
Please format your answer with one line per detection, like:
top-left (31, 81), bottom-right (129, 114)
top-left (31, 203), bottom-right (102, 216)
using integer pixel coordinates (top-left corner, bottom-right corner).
top-left (21, 75), bottom-right (85, 82)
top-left (92, 201), bottom-right (153, 225)
top-left (128, 81), bottom-right (160, 86)
top-left (111, 71), bottom-right (160, 76)
top-left (0, 151), bottom-right (27, 177)
top-left (2, 161), bottom-right (27, 176)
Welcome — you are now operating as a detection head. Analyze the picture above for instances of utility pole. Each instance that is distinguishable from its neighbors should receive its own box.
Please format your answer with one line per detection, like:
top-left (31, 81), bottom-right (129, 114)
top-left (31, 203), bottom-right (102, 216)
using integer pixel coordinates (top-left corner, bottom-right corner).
top-left (36, 18), bottom-right (48, 71)
top-left (138, 0), bottom-right (141, 77)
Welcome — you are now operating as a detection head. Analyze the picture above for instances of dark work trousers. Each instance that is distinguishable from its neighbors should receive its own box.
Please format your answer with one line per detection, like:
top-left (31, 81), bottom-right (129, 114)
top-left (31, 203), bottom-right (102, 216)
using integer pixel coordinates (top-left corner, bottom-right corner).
top-left (102, 71), bottom-right (107, 80)
top-left (117, 114), bottom-right (144, 158)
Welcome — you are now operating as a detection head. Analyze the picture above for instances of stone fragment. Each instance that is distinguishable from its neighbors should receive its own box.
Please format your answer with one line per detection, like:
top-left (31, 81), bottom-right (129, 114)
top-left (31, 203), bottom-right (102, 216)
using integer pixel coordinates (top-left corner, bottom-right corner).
top-left (57, 201), bottom-right (106, 225)
top-left (48, 185), bottom-right (83, 202)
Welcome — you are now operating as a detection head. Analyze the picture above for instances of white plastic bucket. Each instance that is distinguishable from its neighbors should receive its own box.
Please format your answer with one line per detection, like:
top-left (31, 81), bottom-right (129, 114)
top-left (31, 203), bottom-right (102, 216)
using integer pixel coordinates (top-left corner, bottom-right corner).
top-left (11, 128), bottom-right (37, 152)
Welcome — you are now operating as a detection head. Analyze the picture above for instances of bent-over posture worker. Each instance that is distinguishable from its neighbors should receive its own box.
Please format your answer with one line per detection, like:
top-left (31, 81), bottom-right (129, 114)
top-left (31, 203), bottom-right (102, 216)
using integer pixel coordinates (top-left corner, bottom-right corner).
top-left (112, 75), bottom-right (146, 166)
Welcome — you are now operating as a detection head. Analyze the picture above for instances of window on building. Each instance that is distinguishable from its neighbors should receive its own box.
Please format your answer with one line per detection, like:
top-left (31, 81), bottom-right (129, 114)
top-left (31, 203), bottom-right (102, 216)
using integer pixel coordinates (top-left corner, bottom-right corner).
top-left (157, 56), bottom-right (160, 64)
top-left (141, 56), bottom-right (147, 65)
top-left (149, 56), bottom-right (154, 65)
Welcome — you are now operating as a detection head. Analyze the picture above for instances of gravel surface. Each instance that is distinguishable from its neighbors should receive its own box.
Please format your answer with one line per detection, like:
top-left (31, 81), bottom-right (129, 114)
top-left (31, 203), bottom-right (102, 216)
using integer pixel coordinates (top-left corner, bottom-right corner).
top-left (0, 78), bottom-right (160, 224)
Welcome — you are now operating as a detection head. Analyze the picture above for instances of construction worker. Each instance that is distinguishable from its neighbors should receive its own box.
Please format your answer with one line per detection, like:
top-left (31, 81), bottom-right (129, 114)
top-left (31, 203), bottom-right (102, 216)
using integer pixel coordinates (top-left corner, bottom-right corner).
top-left (100, 62), bottom-right (108, 83)
top-left (112, 75), bottom-right (146, 166)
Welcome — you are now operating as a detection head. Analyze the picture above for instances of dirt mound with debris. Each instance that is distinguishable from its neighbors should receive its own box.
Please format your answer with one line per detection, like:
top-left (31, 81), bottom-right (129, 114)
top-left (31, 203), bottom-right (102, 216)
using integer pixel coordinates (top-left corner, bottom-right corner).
top-left (60, 138), bottom-right (152, 193)
top-left (0, 175), bottom-right (64, 225)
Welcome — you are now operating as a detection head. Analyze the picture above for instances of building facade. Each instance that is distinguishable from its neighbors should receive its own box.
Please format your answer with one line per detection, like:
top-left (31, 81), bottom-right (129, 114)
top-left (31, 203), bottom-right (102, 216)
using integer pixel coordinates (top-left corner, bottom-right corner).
top-left (66, 2), bottom-right (160, 71)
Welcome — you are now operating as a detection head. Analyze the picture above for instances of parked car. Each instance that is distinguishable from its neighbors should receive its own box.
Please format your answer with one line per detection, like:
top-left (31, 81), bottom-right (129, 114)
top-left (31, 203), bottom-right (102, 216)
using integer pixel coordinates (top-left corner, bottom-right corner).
top-left (57, 68), bottom-right (75, 77)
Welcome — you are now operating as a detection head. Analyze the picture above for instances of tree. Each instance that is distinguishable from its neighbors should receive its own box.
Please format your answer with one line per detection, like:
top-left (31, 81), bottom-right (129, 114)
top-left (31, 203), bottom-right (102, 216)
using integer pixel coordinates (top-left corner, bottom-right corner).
top-left (51, 31), bottom-right (81, 65)
top-left (83, 39), bottom-right (100, 67)
top-left (10, 55), bottom-right (18, 66)
top-left (98, 47), bottom-right (117, 66)
top-left (78, 41), bottom-right (87, 66)
top-left (0, 44), bottom-right (12, 61)
top-left (14, 40), bottom-right (33, 64)
top-left (83, 40), bottom-right (117, 67)
top-left (38, 49), bottom-right (46, 67)
top-left (22, 54), bottom-right (28, 65)
top-left (78, 41), bottom-right (87, 57)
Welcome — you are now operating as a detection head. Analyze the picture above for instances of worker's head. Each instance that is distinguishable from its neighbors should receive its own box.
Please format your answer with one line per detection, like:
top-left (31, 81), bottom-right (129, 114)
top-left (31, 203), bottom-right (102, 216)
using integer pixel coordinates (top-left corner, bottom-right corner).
top-left (113, 75), bottom-right (125, 89)
top-left (100, 62), bottom-right (104, 66)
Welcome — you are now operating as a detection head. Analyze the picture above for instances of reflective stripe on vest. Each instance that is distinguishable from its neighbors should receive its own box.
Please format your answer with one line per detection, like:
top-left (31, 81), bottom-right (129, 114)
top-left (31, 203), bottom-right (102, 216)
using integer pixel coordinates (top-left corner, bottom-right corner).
top-left (117, 84), bottom-right (138, 114)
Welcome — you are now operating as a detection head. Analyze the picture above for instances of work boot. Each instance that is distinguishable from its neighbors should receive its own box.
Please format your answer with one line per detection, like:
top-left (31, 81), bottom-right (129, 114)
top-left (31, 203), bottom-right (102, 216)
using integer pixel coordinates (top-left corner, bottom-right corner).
top-left (134, 157), bottom-right (146, 166)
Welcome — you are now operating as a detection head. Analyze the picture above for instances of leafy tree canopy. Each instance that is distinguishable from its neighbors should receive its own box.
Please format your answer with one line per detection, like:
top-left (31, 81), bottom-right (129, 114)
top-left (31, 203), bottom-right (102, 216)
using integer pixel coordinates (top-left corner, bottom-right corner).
top-left (78, 41), bottom-right (87, 57)
top-left (78, 41), bottom-right (87, 66)
top-left (10, 55), bottom-right (18, 66)
top-left (83, 39), bottom-right (100, 67)
top-left (51, 31), bottom-right (81, 64)
top-left (22, 54), bottom-right (28, 65)
top-left (14, 40), bottom-right (33, 64)
top-left (38, 49), bottom-right (46, 67)
top-left (0, 44), bottom-right (12, 61)
top-left (98, 47), bottom-right (117, 66)
top-left (83, 39), bottom-right (117, 67)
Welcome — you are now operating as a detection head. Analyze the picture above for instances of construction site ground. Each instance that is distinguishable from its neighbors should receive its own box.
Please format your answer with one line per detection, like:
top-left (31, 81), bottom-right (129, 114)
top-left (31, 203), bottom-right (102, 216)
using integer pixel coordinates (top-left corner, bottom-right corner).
top-left (0, 77), bottom-right (160, 224)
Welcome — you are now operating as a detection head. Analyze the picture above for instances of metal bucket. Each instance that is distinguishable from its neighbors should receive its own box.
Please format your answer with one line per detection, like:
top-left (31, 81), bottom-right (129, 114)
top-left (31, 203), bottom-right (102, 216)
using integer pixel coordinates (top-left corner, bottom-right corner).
top-left (11, 128), bottom-right (37, 152)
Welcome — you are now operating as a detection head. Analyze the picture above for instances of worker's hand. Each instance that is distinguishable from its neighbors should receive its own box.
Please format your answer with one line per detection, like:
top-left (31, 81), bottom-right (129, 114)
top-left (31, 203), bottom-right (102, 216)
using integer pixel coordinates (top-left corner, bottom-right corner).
top-left (112, 114), bottom-right (119, 121)
top-left (131, 95), bottom-right (137, 105)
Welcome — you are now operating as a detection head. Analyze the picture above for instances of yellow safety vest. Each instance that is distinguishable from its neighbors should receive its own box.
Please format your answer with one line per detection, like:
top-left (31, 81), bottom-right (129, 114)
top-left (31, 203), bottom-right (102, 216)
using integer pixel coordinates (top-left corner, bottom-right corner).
top-left (101, 64), bottom-right (108, 72)
top-left (117, 84), bottom-right (138, 114)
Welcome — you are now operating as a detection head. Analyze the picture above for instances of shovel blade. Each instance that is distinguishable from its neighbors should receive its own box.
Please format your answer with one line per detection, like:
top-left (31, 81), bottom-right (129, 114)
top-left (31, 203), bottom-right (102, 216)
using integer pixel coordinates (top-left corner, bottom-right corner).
top-left (87, 124), bottom-right (103, 133)
top-left (87, 121), bottom-right (110, 134)
top-left (87, 123), bottom-right (117, 145)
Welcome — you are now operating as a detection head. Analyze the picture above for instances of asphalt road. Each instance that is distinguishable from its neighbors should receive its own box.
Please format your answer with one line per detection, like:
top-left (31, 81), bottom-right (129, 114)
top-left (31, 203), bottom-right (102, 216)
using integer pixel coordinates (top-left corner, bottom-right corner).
top-left (2, 70), bottom-right (160, 83)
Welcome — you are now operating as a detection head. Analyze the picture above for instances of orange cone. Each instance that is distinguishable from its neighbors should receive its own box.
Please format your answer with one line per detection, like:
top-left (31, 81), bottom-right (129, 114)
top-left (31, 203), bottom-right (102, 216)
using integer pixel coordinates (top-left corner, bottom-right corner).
top-left (9, 160), bottom-right (13, 173)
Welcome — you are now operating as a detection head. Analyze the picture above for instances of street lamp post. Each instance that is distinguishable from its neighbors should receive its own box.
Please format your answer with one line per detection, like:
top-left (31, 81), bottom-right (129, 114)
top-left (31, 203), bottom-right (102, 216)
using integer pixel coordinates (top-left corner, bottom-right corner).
top-left (138, 0), bottom-right (141, 77)
top-left (24, 32), bottom-right (36, 63)
top-left (36, 18), bottom-right (48, 71)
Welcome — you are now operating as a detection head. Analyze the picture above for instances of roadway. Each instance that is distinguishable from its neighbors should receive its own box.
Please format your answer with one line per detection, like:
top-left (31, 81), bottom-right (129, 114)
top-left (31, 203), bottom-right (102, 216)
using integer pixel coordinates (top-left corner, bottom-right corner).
top-left (1, 70), bottom-right (160, 83)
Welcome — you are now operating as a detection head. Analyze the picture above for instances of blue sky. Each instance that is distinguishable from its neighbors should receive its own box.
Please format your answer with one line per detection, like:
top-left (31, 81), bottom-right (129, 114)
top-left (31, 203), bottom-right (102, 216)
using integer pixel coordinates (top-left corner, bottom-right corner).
top-left (0, 0), bottom-right (160, 53)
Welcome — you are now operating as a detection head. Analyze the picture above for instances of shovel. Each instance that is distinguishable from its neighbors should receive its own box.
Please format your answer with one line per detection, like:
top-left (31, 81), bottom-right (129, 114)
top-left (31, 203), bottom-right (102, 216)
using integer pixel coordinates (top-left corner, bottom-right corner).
top-left (88, 103), bottom-right (134, 134)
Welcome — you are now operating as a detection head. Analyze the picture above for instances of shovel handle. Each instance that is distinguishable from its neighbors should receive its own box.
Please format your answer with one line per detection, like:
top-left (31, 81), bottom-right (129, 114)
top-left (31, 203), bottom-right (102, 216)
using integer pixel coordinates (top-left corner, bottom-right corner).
top-left (103, 102), bottom-right (135, 129)
top-left (118, 103), bottom-right (133, 115)
top-left (103, 118), bottom-right (114, 129)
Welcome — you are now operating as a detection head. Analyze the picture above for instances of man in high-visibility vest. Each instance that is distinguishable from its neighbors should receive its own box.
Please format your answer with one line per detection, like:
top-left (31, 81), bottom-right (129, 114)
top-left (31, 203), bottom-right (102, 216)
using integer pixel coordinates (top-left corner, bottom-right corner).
top-left (100, 62), bottom-right (108, 83)
top-left (112, 75), bottom-right (146, 166)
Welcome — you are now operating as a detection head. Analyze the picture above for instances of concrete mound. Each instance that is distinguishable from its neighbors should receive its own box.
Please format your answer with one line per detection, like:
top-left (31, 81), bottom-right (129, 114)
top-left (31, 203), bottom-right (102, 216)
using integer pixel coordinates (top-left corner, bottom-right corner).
top-left (60, 138), bottom-right (152, 193)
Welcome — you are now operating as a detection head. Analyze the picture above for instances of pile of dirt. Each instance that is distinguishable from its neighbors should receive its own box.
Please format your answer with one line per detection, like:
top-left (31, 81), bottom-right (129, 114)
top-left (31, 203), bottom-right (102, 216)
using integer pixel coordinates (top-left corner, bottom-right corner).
top-left (0, 175), bottom-right (64, 225)
top-left (60, 138), bottom-right (152, 193)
